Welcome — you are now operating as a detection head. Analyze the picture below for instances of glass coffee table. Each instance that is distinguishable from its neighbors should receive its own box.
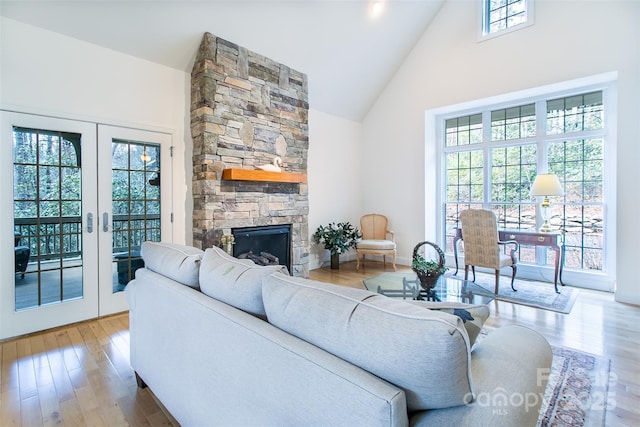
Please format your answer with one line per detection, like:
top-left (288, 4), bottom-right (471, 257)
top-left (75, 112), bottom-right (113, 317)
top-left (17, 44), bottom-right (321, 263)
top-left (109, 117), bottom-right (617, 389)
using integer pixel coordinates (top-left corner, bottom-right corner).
top-left (363, 272), bottom-right (495, 305)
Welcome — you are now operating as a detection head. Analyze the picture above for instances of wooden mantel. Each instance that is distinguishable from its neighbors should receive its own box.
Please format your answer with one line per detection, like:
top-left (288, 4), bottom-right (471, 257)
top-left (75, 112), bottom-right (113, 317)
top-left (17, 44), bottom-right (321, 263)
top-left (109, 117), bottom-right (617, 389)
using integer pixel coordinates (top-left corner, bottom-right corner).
top-left (221, 168), bottom-right (307, 183)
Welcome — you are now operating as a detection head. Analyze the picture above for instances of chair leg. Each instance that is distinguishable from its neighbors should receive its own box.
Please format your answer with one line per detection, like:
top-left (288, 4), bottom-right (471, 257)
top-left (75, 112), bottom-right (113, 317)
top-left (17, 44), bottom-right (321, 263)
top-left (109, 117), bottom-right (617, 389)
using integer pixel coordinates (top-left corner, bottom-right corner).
top-left (471, 266), bottom-right (476, 282)
top-left (464, 265), bottom-right (470, 281)
top-left (494, 270), bottom-right (500, 294)
top-left (391, 253), bottom-right (397, 271)
top-left (510, 265), bottom-right (518, 291)
top-left (356, 254), bottom-right (361, 271)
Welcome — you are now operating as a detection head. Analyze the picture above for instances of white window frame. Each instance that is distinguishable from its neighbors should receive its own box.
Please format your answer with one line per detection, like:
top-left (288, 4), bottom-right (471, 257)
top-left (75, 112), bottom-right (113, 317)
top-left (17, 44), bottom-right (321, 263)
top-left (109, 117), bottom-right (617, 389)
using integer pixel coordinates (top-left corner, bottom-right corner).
top-left (477, 0), bottom-right (536, 42)
top-left (425, 72), bottom-right (617, 292)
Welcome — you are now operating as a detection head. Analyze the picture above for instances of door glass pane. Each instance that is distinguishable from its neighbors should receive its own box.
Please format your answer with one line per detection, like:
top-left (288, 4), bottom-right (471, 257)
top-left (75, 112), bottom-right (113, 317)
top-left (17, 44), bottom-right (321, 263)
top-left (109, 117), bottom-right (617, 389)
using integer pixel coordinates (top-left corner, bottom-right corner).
top-left (13, 127), bottom-right (83, 310)
top-left (111, 140), bottom-right (161, 293)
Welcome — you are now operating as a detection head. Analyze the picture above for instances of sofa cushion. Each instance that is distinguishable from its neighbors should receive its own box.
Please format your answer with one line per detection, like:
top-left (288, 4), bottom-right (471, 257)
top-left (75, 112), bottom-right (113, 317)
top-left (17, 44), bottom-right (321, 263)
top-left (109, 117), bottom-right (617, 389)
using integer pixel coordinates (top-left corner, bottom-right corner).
top-left (199, 246), bottom-right (288, 317)
top-left (140, 242), bottom-right (203, 289)
top-left (410, 325), bottom-right (552, 427)
top-left (406, 301), bottom-right (490, 348)
top-left (356, 239), bottom-right (396, 250)
top-left (262, 272), bottom-right (474, 411)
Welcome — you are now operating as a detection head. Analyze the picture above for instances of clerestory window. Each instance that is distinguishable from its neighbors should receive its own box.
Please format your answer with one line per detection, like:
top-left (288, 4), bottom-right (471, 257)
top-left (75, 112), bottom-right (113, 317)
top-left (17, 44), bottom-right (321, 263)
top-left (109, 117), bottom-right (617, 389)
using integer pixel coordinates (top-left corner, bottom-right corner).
top-left (480, 0), bottom-right (535, 40)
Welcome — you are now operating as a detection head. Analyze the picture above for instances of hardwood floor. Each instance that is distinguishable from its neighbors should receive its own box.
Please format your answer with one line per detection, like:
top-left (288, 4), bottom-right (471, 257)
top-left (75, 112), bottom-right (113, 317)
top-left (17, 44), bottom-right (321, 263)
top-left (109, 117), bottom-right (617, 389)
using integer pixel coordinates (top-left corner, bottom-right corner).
top-left (0, 313), bottom-right (176, 426)
top-left (1, 260), bottom-right (638, 426)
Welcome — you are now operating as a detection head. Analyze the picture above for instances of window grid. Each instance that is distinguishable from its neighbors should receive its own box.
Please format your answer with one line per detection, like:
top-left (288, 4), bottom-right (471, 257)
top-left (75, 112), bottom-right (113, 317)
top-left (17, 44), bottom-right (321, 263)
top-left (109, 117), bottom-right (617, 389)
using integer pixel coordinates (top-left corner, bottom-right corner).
top-left (13, 128), bottom-right (83, 309)
top-left (490, 144), bottom-right (537, 203)
top-left (491, 104), bottom-right (536, 141)
top-left (111, 140), bottom-right (161, 253)
top-left (486, 0), bottom-right (528, 35)
top-left (548, 138), bottom-right (604, 270)
top-left (442, 90), bottom-right (606, 273)
top-left (445, 114), bottom-right (482, 147)
top-left (111, 140), bottom-right (161, 287)
top-left (547, 91), bottom-right (604, 134)
top-left (446, 150), bottom-right (484, 203)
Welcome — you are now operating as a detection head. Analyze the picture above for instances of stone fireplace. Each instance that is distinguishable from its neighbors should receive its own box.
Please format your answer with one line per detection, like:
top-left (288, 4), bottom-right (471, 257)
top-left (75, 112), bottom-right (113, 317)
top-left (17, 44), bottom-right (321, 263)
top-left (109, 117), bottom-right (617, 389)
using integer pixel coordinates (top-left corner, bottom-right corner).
top-left (190, 32), bottom-right (309, 277)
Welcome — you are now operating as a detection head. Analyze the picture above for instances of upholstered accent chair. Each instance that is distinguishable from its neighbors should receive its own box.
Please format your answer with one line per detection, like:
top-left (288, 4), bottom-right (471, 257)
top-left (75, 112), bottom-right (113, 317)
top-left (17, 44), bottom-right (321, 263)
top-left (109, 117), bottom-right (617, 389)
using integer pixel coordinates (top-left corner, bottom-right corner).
top-left (14, 232), bottom-right (30, 279)
top-left (355, 214), bottom-right (397, 271)
top-left (459, 209), bottom-right (518, 294)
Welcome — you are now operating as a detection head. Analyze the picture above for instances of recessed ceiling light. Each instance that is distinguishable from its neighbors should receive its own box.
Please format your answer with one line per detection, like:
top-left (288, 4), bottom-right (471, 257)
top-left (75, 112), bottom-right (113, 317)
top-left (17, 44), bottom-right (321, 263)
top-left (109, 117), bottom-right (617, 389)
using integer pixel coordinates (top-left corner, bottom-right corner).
top-left (370, 1), bottom-right (384, 18)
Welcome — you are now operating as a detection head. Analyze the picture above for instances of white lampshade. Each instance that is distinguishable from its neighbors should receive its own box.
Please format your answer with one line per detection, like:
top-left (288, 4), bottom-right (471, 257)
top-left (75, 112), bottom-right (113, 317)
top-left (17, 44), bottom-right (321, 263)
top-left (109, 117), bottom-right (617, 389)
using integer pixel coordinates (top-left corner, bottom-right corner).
top-left (140, 149), bottom-right (151, 162)
top-left (530, 174), bottom-right (564, 197)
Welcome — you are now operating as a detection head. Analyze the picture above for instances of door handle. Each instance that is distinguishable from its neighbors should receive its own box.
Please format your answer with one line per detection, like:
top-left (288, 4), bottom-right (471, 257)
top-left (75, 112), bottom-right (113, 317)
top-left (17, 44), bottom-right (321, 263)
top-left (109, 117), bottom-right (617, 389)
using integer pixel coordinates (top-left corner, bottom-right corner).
top-left (87, 213), bottom-right (93, 233)
top-left (103, 212), bottom-right (110, 232)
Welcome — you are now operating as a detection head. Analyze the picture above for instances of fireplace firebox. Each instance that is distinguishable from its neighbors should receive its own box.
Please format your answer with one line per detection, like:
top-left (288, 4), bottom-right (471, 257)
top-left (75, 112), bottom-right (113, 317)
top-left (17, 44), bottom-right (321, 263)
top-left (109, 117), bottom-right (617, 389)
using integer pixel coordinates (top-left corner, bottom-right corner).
top-left (232, 225), bottom-right (291, 273)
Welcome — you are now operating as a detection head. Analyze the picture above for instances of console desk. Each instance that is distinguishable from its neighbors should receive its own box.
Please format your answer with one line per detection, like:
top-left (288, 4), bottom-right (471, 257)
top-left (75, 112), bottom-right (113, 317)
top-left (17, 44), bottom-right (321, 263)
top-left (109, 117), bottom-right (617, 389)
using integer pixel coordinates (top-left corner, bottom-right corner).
top-left (453, 228), bottom-right (565, 293)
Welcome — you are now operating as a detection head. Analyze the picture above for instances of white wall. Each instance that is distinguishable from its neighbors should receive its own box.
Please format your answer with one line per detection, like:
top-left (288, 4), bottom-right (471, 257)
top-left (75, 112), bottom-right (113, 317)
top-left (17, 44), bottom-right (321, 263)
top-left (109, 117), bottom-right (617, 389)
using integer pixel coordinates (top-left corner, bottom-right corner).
top-left (0, 17), bottom-right (193, 336)
top-left (0, 17), bottom-right (366, 273)
top-left (307, 109), bottom-right (362, 269)
top-left (0, 17), bottom-right (191, 244)
top-left (361, 1), bottom-right (640, 304)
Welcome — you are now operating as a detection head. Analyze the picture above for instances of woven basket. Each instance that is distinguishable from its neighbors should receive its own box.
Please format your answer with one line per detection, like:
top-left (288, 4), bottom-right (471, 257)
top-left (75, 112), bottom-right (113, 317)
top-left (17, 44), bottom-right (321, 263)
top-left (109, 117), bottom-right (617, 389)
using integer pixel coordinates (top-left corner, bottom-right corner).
top-left (411, 241), bottom-right (446, 290)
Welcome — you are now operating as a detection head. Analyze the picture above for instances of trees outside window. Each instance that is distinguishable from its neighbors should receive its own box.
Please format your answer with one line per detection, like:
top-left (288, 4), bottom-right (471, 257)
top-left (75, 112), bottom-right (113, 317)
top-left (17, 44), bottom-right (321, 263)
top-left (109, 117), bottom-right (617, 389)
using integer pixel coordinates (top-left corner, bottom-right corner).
top-left (13, 130), bottom-right (160, 260)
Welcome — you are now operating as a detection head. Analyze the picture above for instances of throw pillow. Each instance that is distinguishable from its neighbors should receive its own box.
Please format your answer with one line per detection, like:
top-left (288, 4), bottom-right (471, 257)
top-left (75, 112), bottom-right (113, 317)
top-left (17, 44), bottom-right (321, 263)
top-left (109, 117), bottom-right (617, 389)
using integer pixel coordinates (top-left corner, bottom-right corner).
top-left (140, 241), bottom-right (204, 289)
top-left (262, 272), bottom-right (474, 411)
top-left (199, 246), bottom-right (288, 317)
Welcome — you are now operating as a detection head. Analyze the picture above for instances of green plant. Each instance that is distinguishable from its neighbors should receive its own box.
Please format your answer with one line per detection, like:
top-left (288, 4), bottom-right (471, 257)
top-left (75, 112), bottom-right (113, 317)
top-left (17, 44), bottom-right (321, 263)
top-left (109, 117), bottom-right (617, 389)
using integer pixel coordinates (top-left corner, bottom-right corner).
top-left (411, 253), bottom-right (448, 277)
top-left (313, 221), bottom-right (361, 255)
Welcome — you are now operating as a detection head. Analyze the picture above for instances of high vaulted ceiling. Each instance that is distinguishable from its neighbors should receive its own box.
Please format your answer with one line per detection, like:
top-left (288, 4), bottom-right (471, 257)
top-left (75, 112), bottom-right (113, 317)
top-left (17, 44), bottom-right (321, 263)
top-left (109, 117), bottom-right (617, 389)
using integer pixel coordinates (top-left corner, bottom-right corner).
top-left (1, 0), bottom-right (444, 120)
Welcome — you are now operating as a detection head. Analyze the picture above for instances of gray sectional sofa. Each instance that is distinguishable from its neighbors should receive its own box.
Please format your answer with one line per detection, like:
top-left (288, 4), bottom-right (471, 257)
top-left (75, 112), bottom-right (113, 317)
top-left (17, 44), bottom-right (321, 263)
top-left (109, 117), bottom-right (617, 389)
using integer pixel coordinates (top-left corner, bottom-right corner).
top-left (126, 242), bottom-right (553, 426)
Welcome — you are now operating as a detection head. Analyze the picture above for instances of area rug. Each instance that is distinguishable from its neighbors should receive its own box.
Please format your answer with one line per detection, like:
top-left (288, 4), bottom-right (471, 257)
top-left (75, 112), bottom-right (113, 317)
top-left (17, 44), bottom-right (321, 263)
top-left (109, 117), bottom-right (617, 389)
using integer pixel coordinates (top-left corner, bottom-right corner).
top-left (474, 329), bottom-right (611, 427)
top-left (466, 272), bottom-right (579, 314)
top-left (537, 345), bottom-right (610, 426)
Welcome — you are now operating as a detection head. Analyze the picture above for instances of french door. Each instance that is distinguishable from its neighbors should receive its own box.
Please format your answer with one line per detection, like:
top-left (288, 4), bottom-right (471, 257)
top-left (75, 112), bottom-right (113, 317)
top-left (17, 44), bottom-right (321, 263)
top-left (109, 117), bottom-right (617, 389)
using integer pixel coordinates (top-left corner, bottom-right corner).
top-left (97, 125), bottom-right (172, 314)
top-left (1, 112), bottom-right (172, 339)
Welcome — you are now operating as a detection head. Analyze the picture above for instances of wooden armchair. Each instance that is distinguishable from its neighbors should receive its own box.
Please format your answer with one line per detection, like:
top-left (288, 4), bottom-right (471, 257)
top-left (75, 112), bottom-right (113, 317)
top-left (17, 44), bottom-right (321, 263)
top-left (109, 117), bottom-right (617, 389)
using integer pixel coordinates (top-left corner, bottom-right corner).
top-left (459, 209), bottom-right (518, 294)
top-left (355, 214), bottom-right (397, 271)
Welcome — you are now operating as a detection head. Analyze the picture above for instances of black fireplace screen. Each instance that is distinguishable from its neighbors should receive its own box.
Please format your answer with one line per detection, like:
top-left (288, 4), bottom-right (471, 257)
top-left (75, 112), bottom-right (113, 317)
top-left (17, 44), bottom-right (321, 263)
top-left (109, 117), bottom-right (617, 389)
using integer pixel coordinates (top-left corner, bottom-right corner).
top-left (232, 224), bottom-right (291, 273)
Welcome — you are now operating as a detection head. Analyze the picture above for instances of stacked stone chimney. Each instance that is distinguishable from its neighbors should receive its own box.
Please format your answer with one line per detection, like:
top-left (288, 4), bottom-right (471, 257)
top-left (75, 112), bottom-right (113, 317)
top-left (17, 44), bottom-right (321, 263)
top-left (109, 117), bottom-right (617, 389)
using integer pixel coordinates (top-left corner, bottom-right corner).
top-left (190, 33), bottom-right (309, 277)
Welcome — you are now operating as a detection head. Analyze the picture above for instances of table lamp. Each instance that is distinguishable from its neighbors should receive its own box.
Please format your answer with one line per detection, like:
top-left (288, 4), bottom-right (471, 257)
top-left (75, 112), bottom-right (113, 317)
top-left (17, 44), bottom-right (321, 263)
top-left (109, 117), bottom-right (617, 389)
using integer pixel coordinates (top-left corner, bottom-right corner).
top-left (530, 173), bottom-right (564, 232)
